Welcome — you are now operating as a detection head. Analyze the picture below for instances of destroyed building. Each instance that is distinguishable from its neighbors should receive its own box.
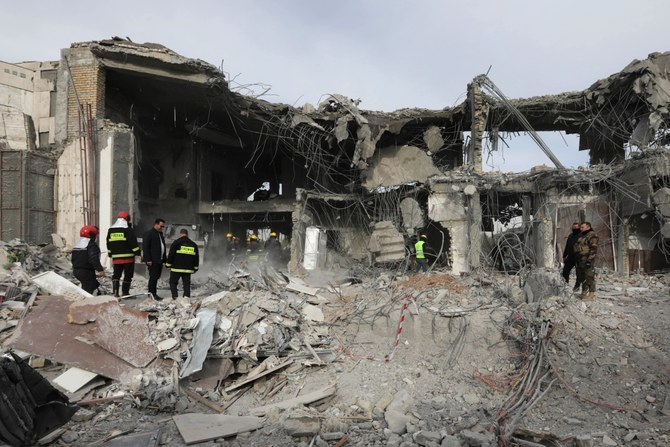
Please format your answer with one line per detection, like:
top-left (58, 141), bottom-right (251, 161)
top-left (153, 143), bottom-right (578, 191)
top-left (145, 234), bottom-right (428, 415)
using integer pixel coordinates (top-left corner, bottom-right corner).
top-left (2, 39), bottom-right (670, 275)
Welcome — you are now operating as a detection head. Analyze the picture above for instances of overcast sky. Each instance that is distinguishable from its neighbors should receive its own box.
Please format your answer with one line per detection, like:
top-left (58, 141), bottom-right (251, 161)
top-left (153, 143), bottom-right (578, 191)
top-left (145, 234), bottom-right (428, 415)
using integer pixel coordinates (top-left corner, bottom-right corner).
top-left (2, 0), bottom-right (669, 171)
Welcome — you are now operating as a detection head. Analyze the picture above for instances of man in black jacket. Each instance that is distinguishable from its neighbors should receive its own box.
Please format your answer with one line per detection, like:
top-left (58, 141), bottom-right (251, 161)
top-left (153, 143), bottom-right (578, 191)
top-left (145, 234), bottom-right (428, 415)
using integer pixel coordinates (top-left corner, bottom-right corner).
top-left (71, 225), bottom-right (105, 294)
top-left (562, 222), bottom-right (581, 289)
top-left (143, 218), bottom-right (167, 300)
top-left (165, 229), bottom-right (199, 299)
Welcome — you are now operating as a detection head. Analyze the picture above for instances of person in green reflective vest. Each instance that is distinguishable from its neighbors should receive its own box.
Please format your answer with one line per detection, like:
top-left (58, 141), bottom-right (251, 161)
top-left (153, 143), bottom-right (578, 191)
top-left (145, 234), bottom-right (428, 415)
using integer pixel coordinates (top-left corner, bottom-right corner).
top-left (414, 234), bottom-right (429, 273)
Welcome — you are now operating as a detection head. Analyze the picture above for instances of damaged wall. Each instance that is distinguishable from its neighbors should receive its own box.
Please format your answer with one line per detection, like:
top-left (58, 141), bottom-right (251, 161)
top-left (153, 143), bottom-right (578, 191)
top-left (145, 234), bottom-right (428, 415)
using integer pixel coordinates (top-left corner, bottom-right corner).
top-left (6, 40), bottom-right (670, 276)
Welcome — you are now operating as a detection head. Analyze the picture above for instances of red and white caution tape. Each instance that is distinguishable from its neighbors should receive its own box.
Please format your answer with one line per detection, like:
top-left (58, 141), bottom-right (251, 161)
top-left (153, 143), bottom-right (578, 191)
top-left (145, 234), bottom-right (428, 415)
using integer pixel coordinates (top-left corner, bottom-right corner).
top-left (354, 293), bottom-right (419, 363)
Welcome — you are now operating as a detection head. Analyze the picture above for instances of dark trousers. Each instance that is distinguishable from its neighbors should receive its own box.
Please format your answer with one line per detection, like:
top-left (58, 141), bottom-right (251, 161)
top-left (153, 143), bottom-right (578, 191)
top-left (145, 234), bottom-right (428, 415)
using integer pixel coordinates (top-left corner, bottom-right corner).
top-left (112, 263), bottom-right (134, 281)
top-left (416, 257), bottom-right (429, 273)
top-left (147, 262), bottom-right (163, 295)
top-left (562, 257), bottom-right (576, 283)
top-left (113, 263), bottom-right (135, 295)
top-left (73, 269), bottom-right (99, 294)
top-left (169, 271), bottom-right (192, 298)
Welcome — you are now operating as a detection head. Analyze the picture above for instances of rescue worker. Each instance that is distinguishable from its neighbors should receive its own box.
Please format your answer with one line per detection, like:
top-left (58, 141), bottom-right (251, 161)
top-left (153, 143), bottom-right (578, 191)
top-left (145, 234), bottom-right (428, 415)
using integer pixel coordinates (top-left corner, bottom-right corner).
top-left (264, 231), bottom-right (281, 263)
top-left (71, 225), bottom-right (105, 294)
top-left (562, 222), bottom-right (581, 289)
top-left (574, 222), bottom-right (599, 300)
top-left (225, 232), bottom-right (236, 260)
top-left (143, 218), bottom-right (167, 300)
top-left (414, 234), bottom-right (429, 273)
top-left (165, 229), bottom-right (199, 299)
top-left (247, 234), bottom-right (261, 262)
top-left (106, 211), bottom-right (141, 297)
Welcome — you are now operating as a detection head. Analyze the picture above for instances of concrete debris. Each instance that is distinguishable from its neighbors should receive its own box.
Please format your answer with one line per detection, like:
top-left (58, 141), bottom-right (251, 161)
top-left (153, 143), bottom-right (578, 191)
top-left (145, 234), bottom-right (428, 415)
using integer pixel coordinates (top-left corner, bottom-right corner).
top-left (32, 271), bottom-right (93, 300)
top-left (179, 308), bottom-right (217, 378)
top-left (5, 40), bottom-right (670, 446)
top-left (172, 413), bottom-right (264, 444)
top-left (53, 367), bottom-right (98, 393)
top-left (249, 383), bottom-right (337, 416)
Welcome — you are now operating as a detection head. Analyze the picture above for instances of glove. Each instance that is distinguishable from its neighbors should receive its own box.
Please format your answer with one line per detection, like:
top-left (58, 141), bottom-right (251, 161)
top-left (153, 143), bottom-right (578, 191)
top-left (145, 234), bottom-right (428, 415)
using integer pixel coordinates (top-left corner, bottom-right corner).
top-left (585, 261), bottom-right (592, 268)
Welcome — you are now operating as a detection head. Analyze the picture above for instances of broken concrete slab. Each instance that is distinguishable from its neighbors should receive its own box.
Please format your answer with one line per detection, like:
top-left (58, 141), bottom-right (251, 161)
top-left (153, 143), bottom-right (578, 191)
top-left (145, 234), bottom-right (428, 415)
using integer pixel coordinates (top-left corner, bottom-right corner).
top-left (31, 271), bottom-right (93, 300)
top-left (53, 367), bottom-right (98, 393)
top-left (188, 358), bottom-right (234, 389)
top-left (68, 295), bottom-right (118, 324)
top-left (302, 303), bottom-right (324, 322)
top-left (286, 278), bottom-right (320, 296)
top-left (97, 429), bottom-right (162, 447)
top-left (68, 297), bottom-right (156, 368)
top-left (368, 221), bottom-right (406, 263)
top-left (7, 295), bottom-right (137, 379)
top-left (180, 308), bottom-right (216, 378)
top-left (249, 383), bottom-right (337, 416)
top-left (172, 413), bottom-right (264, 445)
top-left (224, 358), bottom-right (293, 393)
top-left (363, 145), bottom-right (441, 189)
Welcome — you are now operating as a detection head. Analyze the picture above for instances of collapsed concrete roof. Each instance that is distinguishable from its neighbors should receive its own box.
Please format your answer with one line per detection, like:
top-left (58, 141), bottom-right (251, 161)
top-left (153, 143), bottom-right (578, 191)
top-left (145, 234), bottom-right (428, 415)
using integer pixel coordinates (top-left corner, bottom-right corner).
top-left (3, 38), bottom-right (670, 277)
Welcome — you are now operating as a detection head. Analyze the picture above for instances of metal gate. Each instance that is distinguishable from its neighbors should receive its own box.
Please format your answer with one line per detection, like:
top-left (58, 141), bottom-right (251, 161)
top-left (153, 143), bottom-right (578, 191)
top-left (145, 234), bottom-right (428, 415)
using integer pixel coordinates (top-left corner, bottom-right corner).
top-left (0, 150), bottom-right (55, 244)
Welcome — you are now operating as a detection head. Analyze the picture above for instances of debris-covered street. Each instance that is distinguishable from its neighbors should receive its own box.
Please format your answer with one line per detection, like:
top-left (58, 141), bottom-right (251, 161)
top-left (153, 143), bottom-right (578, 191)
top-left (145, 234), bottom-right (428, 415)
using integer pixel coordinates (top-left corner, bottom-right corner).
top-left (2, 239), bottom-right (670, 446)
top-left (4, 34), bottom-right (670, 447)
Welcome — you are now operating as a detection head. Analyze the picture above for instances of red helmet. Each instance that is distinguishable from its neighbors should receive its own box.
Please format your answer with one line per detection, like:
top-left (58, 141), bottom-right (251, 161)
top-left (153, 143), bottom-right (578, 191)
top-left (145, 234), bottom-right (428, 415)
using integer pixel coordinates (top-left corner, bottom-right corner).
top-left (80, 225), bottom-right (99, 238)
top-left (117, 211), bottom-right (130, 220)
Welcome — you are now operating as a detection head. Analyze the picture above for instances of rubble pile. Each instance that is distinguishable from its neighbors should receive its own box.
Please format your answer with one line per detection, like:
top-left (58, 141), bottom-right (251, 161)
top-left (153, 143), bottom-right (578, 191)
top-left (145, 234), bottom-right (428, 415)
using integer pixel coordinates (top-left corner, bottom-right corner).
top-left (2, 240), bottom-right (670, 446)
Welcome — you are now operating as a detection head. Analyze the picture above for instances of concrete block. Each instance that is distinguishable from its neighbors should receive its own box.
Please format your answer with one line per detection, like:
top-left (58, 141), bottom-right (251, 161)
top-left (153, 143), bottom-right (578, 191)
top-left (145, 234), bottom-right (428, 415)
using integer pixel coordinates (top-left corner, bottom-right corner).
top-left (428, 193), bottom-right (465, 222)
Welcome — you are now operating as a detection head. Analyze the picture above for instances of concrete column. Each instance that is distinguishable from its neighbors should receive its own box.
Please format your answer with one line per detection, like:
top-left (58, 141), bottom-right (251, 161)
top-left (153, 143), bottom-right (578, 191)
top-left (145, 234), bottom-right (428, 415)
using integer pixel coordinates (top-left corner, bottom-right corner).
top-left (97, 128), bottom-right (135, 262)
top-left (466, 192), bottom-right (481, 270)
top-left (532, 192), bottom-right (557, 268)
top-left (288, 189), bottom-right (306, 274)
top-left (444, 221), bottom-right (468, 274)
top-left (618, 216), bottom-right (629, 277)
top-left (467, 82), bottom-right (488, 173)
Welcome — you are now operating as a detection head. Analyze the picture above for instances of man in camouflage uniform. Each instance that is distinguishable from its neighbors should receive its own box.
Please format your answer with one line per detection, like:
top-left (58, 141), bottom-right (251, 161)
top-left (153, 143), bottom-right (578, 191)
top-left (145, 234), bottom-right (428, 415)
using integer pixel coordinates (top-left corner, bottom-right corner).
top-left (574, 222), bottom-right (599, 300)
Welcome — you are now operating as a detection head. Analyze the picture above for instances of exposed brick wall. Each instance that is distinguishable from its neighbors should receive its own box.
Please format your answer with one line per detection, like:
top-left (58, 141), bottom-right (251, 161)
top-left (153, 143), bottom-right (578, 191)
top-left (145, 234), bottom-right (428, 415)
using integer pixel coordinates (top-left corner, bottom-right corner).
top-left (67, 64), bottom-right (105, 139)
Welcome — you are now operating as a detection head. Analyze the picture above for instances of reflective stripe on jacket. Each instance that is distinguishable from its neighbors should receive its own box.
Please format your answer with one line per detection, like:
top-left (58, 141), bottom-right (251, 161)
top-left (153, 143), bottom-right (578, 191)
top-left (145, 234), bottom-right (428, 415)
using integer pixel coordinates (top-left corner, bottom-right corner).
top-left (165, 236), bottom-right (199, 274)
top-left (106, 227), bottom-right (140, 263)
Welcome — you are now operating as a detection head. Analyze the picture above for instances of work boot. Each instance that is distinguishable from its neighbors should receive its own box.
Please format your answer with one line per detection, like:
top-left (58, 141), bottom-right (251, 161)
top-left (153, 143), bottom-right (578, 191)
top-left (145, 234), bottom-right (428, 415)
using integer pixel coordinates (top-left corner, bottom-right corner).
top-left (583, 291), bottom-right (595, 301)
top-left (112, 280), bottom-right (120, 298)
top-left (573, 284), bottom-right (580, 292)
top-left (122, 281), bottom-right (131, 296)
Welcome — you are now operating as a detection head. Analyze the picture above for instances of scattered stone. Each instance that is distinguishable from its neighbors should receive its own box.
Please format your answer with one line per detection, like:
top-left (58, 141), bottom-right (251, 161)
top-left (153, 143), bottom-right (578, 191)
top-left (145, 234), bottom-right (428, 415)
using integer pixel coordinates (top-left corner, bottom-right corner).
top-left (70, 408), bottom-right (95, 422)
top-left (602, 434), bottom-right (617, 446)
top-left (441, 435), bottom-right (460, 447)
top-left (282, 414), bottom-right (321, 437)
top-left (623, 431), bottom-right (637, 442)
top-left (460, 429), bottom-right (494, 447)
top-left (61, 430), bottom-right (79, 444)
top-left (321, 431), bottom-right (346, 441)
top-left (413, 430), bottom-right (442, 446)
top-left (563, 416), bottom-right (583, 425)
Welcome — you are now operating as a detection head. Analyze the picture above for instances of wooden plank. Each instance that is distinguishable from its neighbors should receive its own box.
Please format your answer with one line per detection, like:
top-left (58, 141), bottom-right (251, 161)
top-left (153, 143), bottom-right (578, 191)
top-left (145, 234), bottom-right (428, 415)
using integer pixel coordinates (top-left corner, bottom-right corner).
top-left (182, 386), bottom-right (225, 414)
top-left (172, 413), bottom-right (264, 445)
top-left (224, 359), bottom-right (293, 392)
top-left (249, 383), bottom-right (337, 416)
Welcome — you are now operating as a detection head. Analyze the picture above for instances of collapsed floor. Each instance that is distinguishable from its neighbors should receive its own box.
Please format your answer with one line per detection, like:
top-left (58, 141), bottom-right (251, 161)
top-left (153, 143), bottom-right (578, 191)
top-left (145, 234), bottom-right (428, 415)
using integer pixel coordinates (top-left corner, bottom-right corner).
top-left (1, 240), bottom-right (670, 447)
top-left (5, 39), bottom-right (670, 447)
top-left (5, 41), bottom-right (670, 281)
